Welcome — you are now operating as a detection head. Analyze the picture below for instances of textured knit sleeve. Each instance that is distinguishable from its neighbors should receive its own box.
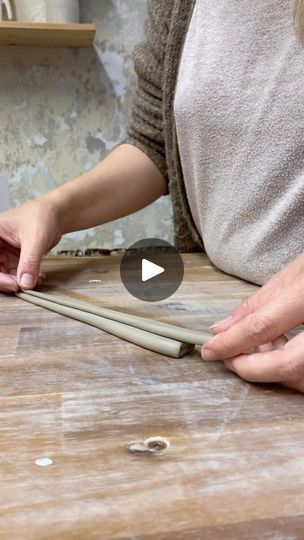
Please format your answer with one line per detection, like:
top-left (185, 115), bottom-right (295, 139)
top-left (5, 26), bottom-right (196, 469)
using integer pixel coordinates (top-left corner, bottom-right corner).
top-left (124, 0), bottom-right (174, 180)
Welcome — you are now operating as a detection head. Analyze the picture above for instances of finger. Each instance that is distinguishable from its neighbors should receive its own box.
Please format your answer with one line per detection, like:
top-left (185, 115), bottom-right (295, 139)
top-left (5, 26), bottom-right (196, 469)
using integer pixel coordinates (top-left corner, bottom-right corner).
top-left (0, 239), bottom-right (20, 258)
top-left (211, 278), bottom-right (285, 335)
top-left (256, 335), bottom-right (288, 352)
top-left (210, 286), bottom-right (276, 335)
top-left (0, 262), bottom-right (18, 277)
top-left (203, 282), bottom-right (304, 360)
top-left (210, 308), bottom-right (252, 334)
top-left (224, 353), bottom-right (281, 383)
top-left (0, 273), bottom-right (19, 292)
top-left (0, 250), bottom-right (19, 275)
top-left (36, 275), bottom-right (45, 289)
top-left (282, 380), bottom-right (304, 393)
top-left (17, 239), bottom-right (44, 290)
top-left (210, 257), bottom-right (303, 334)
top-left (225, 332), bottom-right (304, 384)
top-left (201, 336), bottom-right (287, 361)
top-left (280, 332), bottom-right (304, 392)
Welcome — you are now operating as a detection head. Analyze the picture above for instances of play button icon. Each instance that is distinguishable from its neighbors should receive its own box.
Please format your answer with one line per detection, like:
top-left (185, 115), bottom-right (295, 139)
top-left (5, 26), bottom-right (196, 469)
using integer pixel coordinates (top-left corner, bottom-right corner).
top-left (142, 259), bottom-right (164, 282)
top-left (120, 238), bottom-right (184, 302)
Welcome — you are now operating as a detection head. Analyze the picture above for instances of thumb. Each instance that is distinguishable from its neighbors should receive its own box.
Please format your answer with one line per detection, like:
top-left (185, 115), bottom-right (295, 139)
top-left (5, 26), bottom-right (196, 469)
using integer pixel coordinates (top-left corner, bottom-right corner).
top-left (17, 240), bottom-right (44, 290)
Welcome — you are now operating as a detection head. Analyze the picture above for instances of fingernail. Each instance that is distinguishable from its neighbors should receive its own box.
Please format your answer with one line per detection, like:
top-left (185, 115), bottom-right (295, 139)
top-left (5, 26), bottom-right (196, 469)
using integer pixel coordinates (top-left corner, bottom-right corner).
top-left (202, 347), bottom-right (219, 361)
top-left (20, 273), bottom-right (35, 289)
top-left (210, 315), bottom-right (235, 330)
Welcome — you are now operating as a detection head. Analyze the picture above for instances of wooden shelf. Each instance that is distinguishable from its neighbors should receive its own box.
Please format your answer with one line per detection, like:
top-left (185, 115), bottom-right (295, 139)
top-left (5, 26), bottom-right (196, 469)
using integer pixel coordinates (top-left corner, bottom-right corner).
top-left (0, 21), bottom-right (96, 47)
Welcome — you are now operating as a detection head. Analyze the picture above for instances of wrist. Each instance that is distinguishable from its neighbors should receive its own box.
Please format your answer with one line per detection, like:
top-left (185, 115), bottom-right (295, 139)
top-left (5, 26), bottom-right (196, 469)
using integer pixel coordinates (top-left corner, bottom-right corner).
top-left (41, 188), bottom-right (72, 235)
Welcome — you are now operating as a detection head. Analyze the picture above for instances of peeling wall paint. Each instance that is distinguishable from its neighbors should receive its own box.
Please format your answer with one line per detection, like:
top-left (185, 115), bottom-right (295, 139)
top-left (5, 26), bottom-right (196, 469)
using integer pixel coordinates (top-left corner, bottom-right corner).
top-left (0, 0), bottom-right (173, 252)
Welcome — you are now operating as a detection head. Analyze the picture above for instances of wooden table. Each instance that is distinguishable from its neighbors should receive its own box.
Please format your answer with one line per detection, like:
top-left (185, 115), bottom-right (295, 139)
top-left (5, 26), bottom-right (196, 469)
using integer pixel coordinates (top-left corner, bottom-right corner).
top-left (0, 254), bottom-right (303, 540)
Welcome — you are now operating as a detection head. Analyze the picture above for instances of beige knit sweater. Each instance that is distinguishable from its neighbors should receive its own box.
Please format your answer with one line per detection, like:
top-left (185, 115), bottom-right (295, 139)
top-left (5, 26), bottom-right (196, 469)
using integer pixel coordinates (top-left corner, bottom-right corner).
top-left (125, 0), bottom-right (200, 253)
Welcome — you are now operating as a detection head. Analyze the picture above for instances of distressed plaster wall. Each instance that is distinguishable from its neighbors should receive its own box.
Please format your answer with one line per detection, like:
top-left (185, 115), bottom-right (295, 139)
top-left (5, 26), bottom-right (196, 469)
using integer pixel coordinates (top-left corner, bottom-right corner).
top-left (0, 0), bottom-right (173, 252)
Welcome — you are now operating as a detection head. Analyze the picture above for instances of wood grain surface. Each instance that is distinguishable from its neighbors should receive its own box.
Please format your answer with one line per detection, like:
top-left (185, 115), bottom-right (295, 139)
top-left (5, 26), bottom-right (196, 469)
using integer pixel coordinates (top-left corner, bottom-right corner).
top-left (0, 254), bottom-right (303, 540)
top-left (0, 21), bottom-right (96, 48)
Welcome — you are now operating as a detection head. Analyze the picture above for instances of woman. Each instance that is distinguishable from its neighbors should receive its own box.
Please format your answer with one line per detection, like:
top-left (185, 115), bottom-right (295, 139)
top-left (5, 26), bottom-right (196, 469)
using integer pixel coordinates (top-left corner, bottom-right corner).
top-left (0, 0), bottom-right (304, 391)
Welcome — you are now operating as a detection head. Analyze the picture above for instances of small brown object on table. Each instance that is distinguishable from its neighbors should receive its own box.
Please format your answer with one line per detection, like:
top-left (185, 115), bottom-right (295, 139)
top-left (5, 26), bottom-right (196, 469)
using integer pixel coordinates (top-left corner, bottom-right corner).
top-left (0, 253), bottom-right (303, 540)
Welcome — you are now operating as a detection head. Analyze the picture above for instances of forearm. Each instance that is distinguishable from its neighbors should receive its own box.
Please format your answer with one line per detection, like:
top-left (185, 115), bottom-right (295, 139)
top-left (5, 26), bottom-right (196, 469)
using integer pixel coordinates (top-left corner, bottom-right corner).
top-left (44, 144), bottom-right (167, 234)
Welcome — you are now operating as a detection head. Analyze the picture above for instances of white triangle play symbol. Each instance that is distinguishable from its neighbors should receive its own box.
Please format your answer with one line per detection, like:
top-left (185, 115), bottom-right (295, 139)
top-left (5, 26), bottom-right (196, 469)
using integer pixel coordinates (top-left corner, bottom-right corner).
top-left (142, 258), bottom-right (165, 282)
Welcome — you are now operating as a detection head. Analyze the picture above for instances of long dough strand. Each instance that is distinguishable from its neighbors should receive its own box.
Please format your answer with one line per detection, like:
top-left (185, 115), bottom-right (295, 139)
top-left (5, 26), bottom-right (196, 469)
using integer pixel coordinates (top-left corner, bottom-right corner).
top-left (16, 292), bottom-right (194, 358)
top-left (19, 289), bottom-right (210, 345)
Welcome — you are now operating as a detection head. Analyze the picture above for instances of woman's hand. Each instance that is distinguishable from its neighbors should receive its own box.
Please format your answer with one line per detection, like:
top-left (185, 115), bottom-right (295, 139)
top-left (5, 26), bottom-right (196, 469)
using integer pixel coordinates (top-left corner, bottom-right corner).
top-left (0, 145), bottom-right (167, 294)
top-left (0, 199), bottom-right (62, 293)
top-left (202, 254), bottom-right (304, 392)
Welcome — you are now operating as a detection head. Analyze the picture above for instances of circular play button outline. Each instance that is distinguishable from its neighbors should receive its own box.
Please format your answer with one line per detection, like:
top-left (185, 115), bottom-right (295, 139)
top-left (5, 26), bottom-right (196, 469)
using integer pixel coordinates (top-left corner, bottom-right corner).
top-left (120, 238), bottom-right (184, 302)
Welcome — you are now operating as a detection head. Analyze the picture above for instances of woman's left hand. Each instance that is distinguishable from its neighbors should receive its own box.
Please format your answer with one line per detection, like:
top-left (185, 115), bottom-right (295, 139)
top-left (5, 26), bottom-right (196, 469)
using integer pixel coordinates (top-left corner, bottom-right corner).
top-left (202, 253), bottom-right (304, 392)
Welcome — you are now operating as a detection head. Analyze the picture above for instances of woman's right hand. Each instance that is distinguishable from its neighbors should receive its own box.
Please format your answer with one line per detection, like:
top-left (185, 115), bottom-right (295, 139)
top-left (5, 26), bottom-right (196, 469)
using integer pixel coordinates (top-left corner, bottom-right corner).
top-left (0, 199), bottom-right (62, 293)
top-left (0, 144), bottom-right (167, 294)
